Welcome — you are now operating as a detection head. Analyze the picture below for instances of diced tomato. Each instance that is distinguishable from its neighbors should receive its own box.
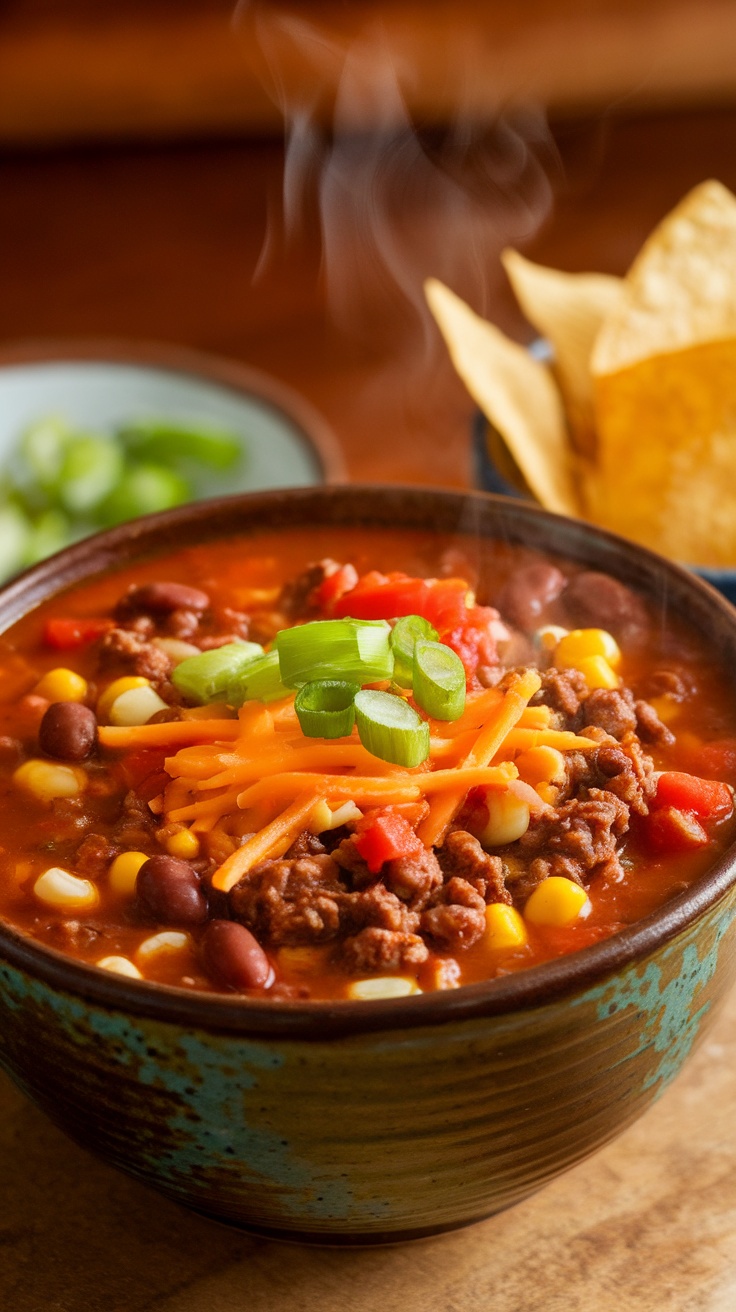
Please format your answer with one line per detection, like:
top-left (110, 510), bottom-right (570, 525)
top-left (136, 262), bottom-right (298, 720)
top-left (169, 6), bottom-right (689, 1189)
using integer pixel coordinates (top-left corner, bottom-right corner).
top-left (332, 570), bottom-right (471, 627)
top-left (644, 806), bottom-right (710, 854)
top-left (421, 579), bottom-right (470, 631)
top-left (311, 563), bottom-right (359, 614)
top-left (443, 606), bottom-right (499, 682)
top-left (354, 808), bottom-right (423, 874)
top-left (654, 771), bottom-right (734, 821)
top-left (334, 572), bottom-right (430, 621)
top-left (43, 617), bottom-right (113, 650)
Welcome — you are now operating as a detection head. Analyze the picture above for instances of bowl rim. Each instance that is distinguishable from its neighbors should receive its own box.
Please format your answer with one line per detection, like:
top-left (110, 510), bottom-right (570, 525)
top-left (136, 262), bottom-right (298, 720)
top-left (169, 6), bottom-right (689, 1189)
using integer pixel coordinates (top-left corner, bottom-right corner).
top-left (0, 336), bottom-right (348, 487)
top-left (1, 482), bottom-right (735, 1040)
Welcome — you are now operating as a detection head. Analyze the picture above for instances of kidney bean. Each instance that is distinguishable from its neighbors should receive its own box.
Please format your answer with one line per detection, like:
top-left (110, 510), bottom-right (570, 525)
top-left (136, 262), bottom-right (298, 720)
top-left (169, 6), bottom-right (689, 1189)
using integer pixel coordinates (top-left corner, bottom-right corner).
top-left (117, 582), bottom-right (210, 619)
top-left (136, 855), bottom-right (208, 925)
top-left (496, 563), bottom-right (567, 631)
top-left (562, 572), bottom-right (649, 640)
top-left (39, 702), bottom-right (97, 761)
top-left (201, 919), bottom-right (272, 990)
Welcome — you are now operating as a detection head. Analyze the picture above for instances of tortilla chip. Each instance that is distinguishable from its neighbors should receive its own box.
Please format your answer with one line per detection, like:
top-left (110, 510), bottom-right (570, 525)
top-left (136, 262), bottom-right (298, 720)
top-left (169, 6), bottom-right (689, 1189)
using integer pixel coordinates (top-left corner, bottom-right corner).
top-left (589, 338), bottom-right (736, 567)
top-left (425, 278), bottom-right (580, 517)
top-left (592, 180), bottom-right (736, 375)
top-left (502, 249), bottom-right (623, 459)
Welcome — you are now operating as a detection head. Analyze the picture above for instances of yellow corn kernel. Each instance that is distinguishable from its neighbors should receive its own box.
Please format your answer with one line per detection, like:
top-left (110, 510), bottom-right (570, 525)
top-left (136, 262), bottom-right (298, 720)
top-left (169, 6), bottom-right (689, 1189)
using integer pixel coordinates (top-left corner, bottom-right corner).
top-left (33, 866), bottom-right (99, 911)
top-left (13, 758), bottom-right (86, 803)
top-left (97, 676), bottom-right (149, 723)
top-left (515, 745), bottom-right (566, 787)
top-left (535, 624), bottom-right (569, 654)
top-left (577, 655), bottom-right (620, 691)
top-left (524, 876), bottom-right (590, 927)
top-left (479, 791), bottom-right (531, 847)
top-left (164, 828), bottom-right (201, 860)
top-left (109, 684), bottom-right (168, 727)
top-left (136, 931), bottom-right (190, 959)
top-left (649, 695), bottom-right (679, 725)
top-left (484, 903), bottom-right (528, 950)
top-left (348, 977), bottom-right (421, 1000)
top-left (108, 850), bottom-right (149, 897)
top-left (34, 667), bottom-right (88, 703)
top-left (555, 628), bottom-right (621, 671)
top-left (97, 955), bottom-right (143, 979)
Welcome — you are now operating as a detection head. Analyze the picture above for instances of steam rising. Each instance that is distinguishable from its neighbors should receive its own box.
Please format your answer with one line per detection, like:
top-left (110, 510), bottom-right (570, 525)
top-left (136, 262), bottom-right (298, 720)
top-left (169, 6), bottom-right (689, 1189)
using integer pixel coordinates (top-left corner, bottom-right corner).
top-left (236, 2), bottom-right (560, 463)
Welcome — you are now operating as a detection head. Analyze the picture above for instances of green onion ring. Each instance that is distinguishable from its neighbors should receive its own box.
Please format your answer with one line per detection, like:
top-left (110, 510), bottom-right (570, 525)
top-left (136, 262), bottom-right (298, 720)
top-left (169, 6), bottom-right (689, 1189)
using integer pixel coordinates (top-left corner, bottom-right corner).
top-left (354, 689), bottom-right (430, 767)
top-left (390, 614), bottom-right (439, 688)
top-left (412, 640), bottom-right (466, 721)
top-left (295, 680), bottom-right (360, 739)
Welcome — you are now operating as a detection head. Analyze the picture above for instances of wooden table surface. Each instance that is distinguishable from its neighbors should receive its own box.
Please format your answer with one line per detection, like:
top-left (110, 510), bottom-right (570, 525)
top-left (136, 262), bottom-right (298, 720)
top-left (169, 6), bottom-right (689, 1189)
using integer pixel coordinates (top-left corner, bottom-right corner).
top-left (2, 107), bottom-right (736, 1309)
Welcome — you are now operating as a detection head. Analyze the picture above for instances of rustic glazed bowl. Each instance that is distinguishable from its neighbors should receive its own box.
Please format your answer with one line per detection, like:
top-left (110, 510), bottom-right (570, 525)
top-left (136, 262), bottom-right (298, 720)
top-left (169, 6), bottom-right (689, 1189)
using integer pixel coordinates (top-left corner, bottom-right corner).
top-left (1, 485), bottom-right (736, 1245)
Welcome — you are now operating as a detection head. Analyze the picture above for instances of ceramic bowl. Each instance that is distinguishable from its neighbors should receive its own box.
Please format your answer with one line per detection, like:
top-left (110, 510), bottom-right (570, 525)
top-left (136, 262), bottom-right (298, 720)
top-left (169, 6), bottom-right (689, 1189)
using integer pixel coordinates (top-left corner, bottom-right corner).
top-left (0, 339), bottom-right (345, 510)
top-left (1, 485), bottom-right (736, 1245)
top-left (473, 411), bottom-right (736, 606)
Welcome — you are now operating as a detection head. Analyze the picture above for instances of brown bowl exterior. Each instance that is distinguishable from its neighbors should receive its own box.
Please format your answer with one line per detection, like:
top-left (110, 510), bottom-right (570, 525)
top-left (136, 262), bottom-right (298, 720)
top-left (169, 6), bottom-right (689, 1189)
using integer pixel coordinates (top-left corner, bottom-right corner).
top-left (0, 485), bottom-right (735, 1243)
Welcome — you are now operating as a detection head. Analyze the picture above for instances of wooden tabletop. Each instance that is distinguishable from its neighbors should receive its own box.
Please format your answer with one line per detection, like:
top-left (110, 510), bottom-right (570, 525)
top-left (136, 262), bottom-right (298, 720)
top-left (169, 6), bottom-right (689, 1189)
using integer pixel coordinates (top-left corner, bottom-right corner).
top-left (2, 107), bottom-right (736, 1308)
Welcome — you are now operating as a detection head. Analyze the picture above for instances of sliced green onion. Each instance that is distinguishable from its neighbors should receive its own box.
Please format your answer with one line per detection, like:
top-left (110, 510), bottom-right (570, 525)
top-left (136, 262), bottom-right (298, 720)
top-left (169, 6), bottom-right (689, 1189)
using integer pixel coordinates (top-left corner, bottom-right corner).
top-left (295, 680), bottom-right (359, 739)
top-left (97, 463), bottom-right (192, 525)
top-left (172, 642), bottom-right (263, 704)
top-left (119, 419), bottom-right (243, 470)
top-left (390, 614), bottom-right (439, 688)
top-left (276, 618), bottom-right (393, 688)
top-left (227, 650), bottom-right (290, 706)
top-left (58, 436), bottom-right (124, 514)
top-left (20, 415), bottom-right (72, 492)
top-left (412, 640), bottom-right (466, 721)
top-left (354, 689), bottom-right (429, 767)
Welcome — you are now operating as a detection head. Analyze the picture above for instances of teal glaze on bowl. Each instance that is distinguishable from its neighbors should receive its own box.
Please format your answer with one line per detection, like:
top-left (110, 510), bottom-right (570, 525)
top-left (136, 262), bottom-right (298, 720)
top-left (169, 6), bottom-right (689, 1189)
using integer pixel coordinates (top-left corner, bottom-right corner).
top-left (1, 882), bottom-right (735, 1242)
top-left (1, 485), bottom-right (736, 1243)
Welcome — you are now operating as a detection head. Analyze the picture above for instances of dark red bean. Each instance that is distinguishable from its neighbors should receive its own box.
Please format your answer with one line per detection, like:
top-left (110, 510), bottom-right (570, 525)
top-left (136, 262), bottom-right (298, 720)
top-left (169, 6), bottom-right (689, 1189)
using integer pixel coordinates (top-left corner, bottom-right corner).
top-left (136, 855), bottom-right (208, 925)
top-left (562, 572), bottom-right (649, 640)
top-left (496, 563), bottom-right (567, 631)
top-left (201, 919), bottom-right (272, 991)
top-left (39, 702), bottom-right (97, 761)
top-left (117, 582), bottom-right (210, 618)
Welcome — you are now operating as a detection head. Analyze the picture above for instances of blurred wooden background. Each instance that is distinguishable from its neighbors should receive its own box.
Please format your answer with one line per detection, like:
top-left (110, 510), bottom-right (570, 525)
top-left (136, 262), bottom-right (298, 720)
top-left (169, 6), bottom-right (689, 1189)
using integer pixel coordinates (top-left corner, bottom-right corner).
top-left (3, 0), bottom-right (736, 145)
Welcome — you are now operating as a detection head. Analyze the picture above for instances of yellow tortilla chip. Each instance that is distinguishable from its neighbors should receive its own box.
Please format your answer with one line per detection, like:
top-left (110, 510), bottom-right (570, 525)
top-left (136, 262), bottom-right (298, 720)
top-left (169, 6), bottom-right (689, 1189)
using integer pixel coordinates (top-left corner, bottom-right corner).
top-left (592, 180), bottom-right (736, 375)
top-left (589, 338), bottom-right (736, 567)
top-left (425, 278), bottom-right (580, 517)
top-left (502, 249), bottom-right (622, 458)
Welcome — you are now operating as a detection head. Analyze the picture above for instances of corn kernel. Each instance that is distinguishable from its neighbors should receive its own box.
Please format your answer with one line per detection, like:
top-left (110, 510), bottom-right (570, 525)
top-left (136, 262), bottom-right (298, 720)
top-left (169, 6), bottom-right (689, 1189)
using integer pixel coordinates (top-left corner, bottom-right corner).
top-left (108, 850), bottom-right (149, 897)
top-left (524, 876), bottom-right (591, 927)
top-left (136, 931), bottom-right (190, 959)
top-left (555, 628), bottom-right (621, 671)
top-left (348, 977), bottom-right (421, 1000)
top-left (577, 655), bottom-right (620, 691)
top-left (164, 828), bottom-right (200, 860)
top-left (649, 695), bottom-right (679, 725)
top-left (13, 758), bottom-right (86, 803)
top-left (97, 676), bottom-right (149, 723)
top-left (484, 902), bottom-right (528, 950)
top-left (278, 946), bottom-right (321, 973)
top-left (515, 745), bottom-right (566, 787)
top-left (97, 955), bottom-right (142, 979)
top-left (109, 684), bottom-right (168, 727)
top-left (535, 624), bottom-right (569, 654)
top-left (152, 637), bottom-right (201, 664)
top-left (479, 791), bottom-right (531, 846)
top-left (34, 667), bottom-right (88, 703)
top-left (33, 866), bottom-right (99, 911)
